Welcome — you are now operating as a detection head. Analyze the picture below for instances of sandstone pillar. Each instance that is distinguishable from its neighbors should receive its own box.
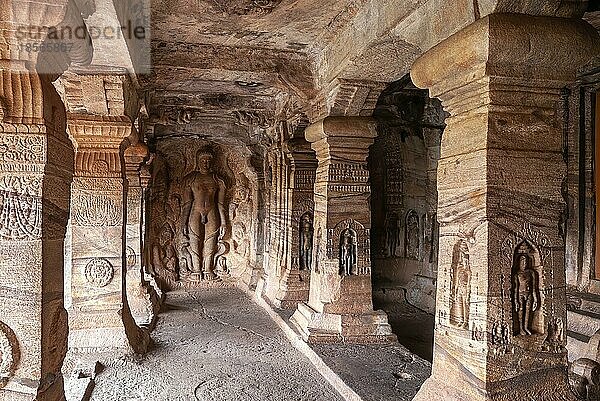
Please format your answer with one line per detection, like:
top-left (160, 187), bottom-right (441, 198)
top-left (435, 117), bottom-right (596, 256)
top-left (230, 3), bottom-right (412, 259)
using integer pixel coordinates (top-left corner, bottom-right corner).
top-left (275, 136), bottom-right (317, 309)
top-left (67, 114), bottom-right (149, 355)
top-left (123, 140), bottom-right (159, 328)
top-left (410, 14), bottom-right (600, 401)
top-left (0, 68), bottom-right (72, 401)
top-left (290, 117), bottom-right (396, 343)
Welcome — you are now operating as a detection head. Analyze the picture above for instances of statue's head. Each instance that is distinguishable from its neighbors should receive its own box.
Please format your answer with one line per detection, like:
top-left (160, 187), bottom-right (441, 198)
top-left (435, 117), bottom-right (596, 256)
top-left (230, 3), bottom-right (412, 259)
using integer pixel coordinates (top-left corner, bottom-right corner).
top-left (195, 150), bottom-right (214, 173)
top-left (518, 254), bottom-right (529, 271)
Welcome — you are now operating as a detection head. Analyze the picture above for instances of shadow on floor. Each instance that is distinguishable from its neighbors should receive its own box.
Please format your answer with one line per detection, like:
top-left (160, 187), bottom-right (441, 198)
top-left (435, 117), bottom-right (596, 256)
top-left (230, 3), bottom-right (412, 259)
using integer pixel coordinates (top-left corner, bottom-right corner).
top-left (373, 288), bottom-right (434, 362)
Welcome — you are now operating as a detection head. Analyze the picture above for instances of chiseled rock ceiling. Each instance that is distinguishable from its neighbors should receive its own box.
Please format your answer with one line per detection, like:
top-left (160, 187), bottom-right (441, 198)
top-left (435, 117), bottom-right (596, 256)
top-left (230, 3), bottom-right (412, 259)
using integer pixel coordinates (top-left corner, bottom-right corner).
top-left (145, 0), bottom-right (375, 143)
top-left (144, 0), bottom-right (596, 146)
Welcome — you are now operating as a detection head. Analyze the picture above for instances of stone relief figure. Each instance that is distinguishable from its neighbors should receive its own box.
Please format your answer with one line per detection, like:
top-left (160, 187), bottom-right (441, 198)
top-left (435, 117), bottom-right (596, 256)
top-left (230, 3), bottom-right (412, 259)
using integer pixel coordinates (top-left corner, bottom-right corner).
top-left (181, 150), bottom-right (227, 281)
top-left (299, 212), bottom-right (314, 270)
top-left (384, 212), bottom-right (400, 257)
top-left (449, 240), bottom-right (471, 329)
top-left (511, 251), bottom-right (540, 336)
top-left (339, 228), bottom-right (358, 276)
top-left (152, 225), bottom-right (178, 282)
top-left (405, 210), bottom-right (420, 260)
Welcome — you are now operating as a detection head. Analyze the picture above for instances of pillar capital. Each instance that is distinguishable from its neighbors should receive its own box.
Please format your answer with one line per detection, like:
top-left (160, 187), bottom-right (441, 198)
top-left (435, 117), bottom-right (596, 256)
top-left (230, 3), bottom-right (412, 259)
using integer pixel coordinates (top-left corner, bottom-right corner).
top-left (411, 14), bottom-right (600, 106)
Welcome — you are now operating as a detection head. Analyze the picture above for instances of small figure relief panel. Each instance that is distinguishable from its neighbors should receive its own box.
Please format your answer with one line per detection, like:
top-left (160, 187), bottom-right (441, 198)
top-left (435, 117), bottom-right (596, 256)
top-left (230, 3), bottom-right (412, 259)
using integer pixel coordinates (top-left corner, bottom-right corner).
top-left (299, 212), bottom-right (314, 271)
top-left (383, 212), bottom-right (400, 258)
top-left (339, 228), bottom-right (358, 276)
top-left (329, 219), bottom-right (370, 276)
top-left (405, 209), bottom-right (420, 260)
top-left (449, 240), bottom-right (471, 329)
top-left (147, 139), bottom-right (257, 289)
top-left (511, 241), bottom-right (544, 337)
top-left (0, 320), bottom-right (20, 388)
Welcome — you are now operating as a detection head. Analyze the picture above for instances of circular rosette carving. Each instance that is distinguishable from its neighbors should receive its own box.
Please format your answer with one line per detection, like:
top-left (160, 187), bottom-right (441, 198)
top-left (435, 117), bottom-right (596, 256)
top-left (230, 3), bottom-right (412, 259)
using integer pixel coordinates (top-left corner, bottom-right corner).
top-left (0, 321), bottom-right (20, 388)
top-left (84, 258), bottom-right (114, 287)
top-left (126, 246), bottom-right (136, 270)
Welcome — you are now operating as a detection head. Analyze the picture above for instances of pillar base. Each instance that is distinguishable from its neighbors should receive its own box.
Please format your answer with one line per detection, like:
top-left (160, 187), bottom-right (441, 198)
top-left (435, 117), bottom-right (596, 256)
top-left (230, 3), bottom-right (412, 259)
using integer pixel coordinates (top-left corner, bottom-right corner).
top-left (290, 302), bottom-right (397, 344)
top-left (275, 268), bottom-right (311, 309)
top-left (413, 345), bottom-right (577, 401)
top-left (68, 309), bottom-right (150, 355)
top-left (128, 281), bottom-right (161, 329)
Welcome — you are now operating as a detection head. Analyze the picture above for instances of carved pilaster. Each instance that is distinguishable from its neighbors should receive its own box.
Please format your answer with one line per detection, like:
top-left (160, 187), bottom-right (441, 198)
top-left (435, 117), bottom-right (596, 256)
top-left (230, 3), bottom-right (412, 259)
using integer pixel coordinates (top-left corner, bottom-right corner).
top-left (67, 113), bottom-right (149, 355)
top-left (410, 14), bottom-right (600, 401)
top-left (290, 117), bottom-right (396, 343)
top-left (274, 135), bottom-right (317, 309)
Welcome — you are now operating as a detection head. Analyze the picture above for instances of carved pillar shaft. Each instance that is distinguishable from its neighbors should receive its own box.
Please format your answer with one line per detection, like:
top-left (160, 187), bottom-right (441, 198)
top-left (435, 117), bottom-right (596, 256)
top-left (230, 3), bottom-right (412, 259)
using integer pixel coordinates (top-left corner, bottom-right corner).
top-left (410, 14), bottom-right (600, 401)
top-left (0, 71), bottom-right (72, 401)
top-left (123, 141), bottom-right (158, 327)
top-left (274, 135), bottom-right (317, 309)
top-left (67, 114), bottom-right (148, 354)
top-left (290, 116), bottom-right (396, 343)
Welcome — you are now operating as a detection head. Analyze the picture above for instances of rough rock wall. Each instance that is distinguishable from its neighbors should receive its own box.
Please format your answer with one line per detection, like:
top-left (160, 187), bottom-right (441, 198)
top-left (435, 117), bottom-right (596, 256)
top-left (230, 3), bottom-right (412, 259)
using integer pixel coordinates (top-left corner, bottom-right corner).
top-left (369, 78), bottom-right (445, 313)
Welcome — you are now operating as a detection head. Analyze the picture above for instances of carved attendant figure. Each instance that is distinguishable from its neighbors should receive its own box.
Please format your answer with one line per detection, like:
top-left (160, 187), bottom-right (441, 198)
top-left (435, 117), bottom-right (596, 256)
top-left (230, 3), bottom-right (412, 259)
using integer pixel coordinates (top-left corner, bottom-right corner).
top-left (181, 150), bottom-right (227, 281)
top-left (299, 213), bottom-right (313, 270)
top-left (405, 210), bottom-right (420, 260)
top-left (450, 240), bottom-right (471, 328)
top-left (384, 212), bottom-right (400, 257)
top-left (512, 254), bottom-right (540, 336)
top-left (339, 228), bottom-right (357, 276)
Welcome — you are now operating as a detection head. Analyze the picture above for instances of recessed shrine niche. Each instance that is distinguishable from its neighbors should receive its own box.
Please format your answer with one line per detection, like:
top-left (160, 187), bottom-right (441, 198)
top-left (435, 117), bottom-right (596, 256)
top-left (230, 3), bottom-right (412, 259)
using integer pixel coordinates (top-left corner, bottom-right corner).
top-left (147, 138), bottom-right (258, 290)
top-left (369, 76), bottom-right (445, 315)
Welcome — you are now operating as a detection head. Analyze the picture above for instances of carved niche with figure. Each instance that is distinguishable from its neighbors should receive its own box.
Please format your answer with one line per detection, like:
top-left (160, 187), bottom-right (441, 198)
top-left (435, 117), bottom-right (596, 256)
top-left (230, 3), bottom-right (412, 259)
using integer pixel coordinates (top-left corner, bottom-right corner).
top-left (299, 212), bottom-right (314, 270)
top-left (511, 241), bottom-right (542, 336)
top-left (147, 139), bottom-right (256, 288)
top-left (328, 219), bottom-right (370, 276)
top-left (181, 150), bottom-right (227, 281)
top-left (449, 240), bottom-right (471, 329)
top-left (405, 209), bottom-right (420, 260)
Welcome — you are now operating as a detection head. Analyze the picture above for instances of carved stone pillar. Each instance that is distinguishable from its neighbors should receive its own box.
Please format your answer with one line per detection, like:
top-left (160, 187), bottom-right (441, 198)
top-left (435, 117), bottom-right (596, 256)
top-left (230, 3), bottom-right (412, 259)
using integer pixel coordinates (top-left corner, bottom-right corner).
top-left (123, 140), bottom-right (159, 328)
top-left (274, 136), bottom-right (317, 309)
top-left (410, 14), bottom-right (600, 401)
top-left (67, 114), bottom-right (149, 355)
top-left (290, 117), bottom-right (396, 343)
top-left (0, 70), bottom-right (72, 401)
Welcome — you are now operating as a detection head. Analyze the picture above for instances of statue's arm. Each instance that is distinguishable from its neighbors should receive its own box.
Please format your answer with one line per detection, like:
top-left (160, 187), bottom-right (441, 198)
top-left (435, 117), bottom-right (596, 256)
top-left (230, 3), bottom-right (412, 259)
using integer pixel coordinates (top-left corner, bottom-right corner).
top-left (532, 270), bottom-right (540, 310)
top-left (512, 274), bottom-right (520, 311)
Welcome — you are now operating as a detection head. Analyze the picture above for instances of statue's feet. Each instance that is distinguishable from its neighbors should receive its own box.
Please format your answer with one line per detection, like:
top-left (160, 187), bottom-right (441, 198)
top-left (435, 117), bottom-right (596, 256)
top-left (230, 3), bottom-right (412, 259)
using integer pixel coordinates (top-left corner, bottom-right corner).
top-left (203, 271), bottom-right (219, 281)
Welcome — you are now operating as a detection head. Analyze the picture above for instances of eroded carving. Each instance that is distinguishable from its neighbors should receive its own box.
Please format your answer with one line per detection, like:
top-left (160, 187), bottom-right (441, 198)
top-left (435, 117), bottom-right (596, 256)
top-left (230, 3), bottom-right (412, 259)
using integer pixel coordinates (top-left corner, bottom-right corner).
top-left (449, 240), bottom-right (471, 329)
top-left (84, 258), bottom-right (114, 287)
top-left (72, 193), bottom-right (122, 226)
top-left (299, 212), bottom-right (313, 271)
top-left (0, 176), bottom-right (42, 240)
top-left (405, 210), bottom-right (420, 260)
top-left (181, 150), bottom-right (227, 281)
top-left (0, 320), bottom-right (19, 388)
top-left (511, 243), bottom-right (541, 336)
top-left (339, 228), bottom-right (358, 276)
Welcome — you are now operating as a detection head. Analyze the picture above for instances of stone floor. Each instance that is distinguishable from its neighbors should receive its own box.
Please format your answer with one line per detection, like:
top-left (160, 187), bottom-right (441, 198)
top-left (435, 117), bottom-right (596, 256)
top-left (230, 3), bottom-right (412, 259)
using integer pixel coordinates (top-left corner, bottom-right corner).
top-left (87, 289), bottom-right (343, 401)
top-left (79, 288), bottom-right (431, 401)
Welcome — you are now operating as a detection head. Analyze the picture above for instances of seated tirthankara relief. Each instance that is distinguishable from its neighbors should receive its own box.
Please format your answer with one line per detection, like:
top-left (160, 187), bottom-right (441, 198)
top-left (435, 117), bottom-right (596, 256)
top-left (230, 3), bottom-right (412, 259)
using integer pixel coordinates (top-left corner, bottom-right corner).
top-left (146, 139), bottom-right (258, 289)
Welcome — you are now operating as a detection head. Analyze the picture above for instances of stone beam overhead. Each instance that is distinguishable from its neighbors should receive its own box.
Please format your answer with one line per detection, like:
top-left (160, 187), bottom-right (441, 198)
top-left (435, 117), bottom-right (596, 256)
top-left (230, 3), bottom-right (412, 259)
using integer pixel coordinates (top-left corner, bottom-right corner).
top-left (317, 0), bottom-right (589, 88)
top-left (410, 13), bottom-right (600, 401)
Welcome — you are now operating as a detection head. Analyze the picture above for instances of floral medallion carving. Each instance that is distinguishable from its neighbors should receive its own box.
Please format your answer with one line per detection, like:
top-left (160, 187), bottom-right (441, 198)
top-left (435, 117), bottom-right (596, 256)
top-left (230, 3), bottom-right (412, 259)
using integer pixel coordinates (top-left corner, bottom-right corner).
top-left (84, 258), bottom-right (114, 287)
top-left (0, 320), bottom-right (20, 388)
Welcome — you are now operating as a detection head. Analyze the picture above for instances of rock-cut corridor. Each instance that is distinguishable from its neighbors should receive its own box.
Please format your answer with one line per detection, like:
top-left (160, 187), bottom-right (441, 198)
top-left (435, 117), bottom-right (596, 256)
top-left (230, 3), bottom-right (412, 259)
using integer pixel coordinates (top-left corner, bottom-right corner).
top-left (87, 289), bottom-right (343, 401)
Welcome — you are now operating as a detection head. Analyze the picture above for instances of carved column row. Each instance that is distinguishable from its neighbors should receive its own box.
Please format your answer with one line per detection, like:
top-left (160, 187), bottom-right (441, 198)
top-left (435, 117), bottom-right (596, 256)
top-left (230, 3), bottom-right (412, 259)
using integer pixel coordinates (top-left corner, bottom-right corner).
top-left (410, 14), bottom-right (600, 401)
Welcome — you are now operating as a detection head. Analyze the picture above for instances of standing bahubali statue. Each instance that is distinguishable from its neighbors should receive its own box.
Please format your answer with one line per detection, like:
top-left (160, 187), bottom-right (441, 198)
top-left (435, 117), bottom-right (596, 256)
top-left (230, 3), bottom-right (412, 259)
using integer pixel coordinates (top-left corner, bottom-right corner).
top-left (181, 150), bottom-right (227, 281)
